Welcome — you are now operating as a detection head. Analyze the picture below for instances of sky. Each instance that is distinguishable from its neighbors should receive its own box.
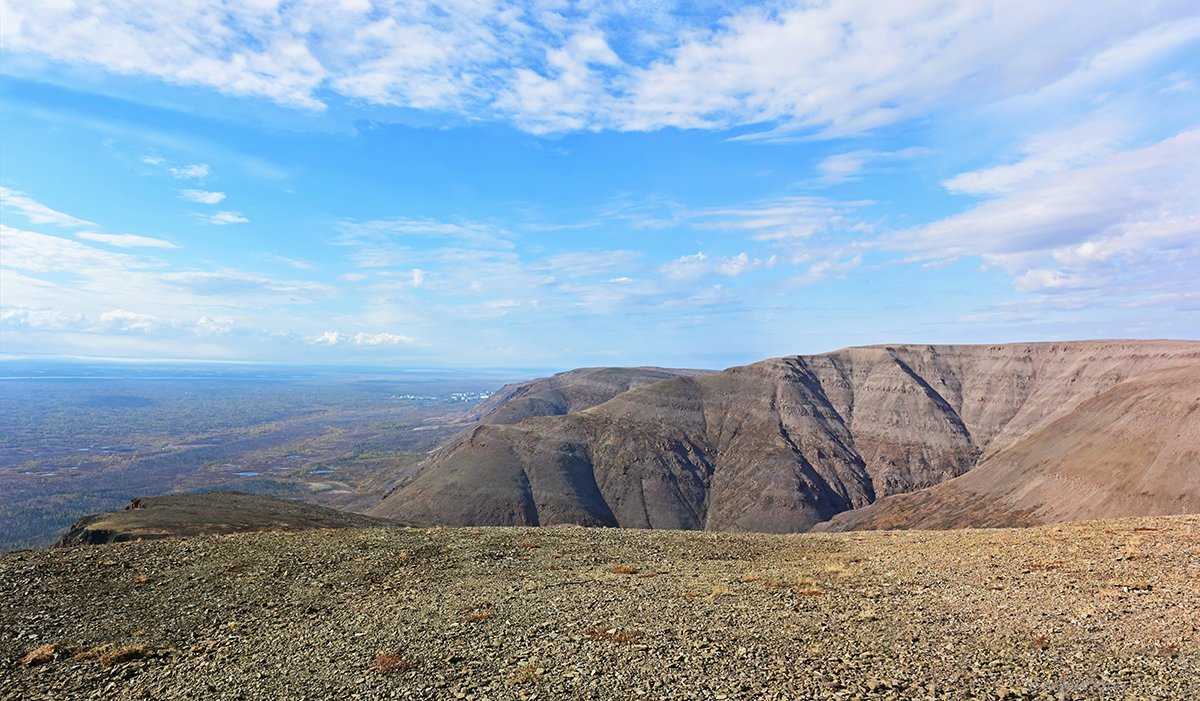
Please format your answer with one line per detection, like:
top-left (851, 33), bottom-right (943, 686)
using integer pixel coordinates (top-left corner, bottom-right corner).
top-left (1, 1), bottom-right (1197, 372)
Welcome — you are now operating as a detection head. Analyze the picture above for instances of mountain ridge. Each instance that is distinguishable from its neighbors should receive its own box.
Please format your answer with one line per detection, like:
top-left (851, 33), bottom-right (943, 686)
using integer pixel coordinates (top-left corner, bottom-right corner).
top-left (370, 339), bottom-right (1200, 531)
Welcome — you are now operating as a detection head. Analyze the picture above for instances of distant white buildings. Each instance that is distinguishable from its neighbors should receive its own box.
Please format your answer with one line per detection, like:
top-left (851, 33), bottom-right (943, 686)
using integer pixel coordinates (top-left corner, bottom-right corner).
top-left (390, 391), bottom-right (492, 403)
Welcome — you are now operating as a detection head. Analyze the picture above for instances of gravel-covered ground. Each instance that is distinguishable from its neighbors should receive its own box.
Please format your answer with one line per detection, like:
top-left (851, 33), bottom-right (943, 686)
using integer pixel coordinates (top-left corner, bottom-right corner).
top-left (2, 515), bottom-right (1197, 700)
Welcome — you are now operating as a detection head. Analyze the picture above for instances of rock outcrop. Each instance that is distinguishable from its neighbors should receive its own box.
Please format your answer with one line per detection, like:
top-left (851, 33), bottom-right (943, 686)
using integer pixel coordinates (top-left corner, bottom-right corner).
top-left (56, 491), bottom-right (404, 546)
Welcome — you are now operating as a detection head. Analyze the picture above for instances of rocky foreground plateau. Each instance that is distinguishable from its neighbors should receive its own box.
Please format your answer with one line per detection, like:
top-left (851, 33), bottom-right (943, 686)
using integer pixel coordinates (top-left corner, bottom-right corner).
top-left (3, 514), bottom-right (1197, 700)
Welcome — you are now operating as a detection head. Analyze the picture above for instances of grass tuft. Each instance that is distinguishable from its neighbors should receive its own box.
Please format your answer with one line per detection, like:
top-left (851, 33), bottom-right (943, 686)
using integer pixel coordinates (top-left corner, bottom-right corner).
top-left (367, 653), bottom-right (412, 673)
top-left (583, 626), bottom-right (643, 644)
top-left (20, 643), bottom-right (61, 667)
top-left (511, 665), bottom-right (540, 683)
top-left (99, 644), bottom-right (153, 665)
top-left (459, 602), bottom-right (495, 623)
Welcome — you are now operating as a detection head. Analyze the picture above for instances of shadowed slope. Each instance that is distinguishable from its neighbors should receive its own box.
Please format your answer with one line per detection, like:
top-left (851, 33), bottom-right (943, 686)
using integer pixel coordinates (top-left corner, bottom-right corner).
top-left (373, 366), bottom-right (717, 495)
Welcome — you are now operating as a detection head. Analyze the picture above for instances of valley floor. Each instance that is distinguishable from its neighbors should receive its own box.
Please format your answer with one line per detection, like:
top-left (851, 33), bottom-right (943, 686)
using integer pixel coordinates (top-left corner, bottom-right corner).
top-left (2, 515), bottom-right (1198, 700)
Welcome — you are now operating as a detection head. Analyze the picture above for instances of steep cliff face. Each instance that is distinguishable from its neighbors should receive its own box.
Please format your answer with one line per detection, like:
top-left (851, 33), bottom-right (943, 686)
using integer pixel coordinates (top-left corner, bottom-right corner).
top-left (816, 362), bottom-right (1200, 531)
top-left (370, 340), bottom-right (1200, 532)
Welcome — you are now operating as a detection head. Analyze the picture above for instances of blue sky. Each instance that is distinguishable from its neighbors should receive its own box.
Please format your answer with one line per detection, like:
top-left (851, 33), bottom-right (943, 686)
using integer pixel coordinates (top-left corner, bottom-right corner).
top-left (1, 1), bottom-right (1197, 371)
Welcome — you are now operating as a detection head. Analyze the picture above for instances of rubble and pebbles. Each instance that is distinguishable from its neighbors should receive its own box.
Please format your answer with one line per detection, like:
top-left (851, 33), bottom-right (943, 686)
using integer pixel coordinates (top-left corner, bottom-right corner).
top-left (3, 515), bottom-right (1197, 699)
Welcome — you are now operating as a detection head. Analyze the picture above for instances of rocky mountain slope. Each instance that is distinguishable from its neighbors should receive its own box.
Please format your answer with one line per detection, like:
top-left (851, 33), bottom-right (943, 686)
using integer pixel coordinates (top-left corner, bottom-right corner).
top-left (372, 366), bottom-right (717, 494)
top-left (815, 362), bottom-right (1200, 531)
top-left (6, 515), bottom-right (1197, 699)
top-left (371, 340), bottom-right (1200, 531)
top-left (55, 492), bottom-right (405, 546)
top-left (461, 366), bottom-right (715, 426)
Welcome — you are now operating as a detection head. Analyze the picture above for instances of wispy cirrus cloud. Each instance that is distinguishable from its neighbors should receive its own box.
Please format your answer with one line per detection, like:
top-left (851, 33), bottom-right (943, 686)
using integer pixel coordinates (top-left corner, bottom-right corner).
top-left (196, 211), bottom-right (249, 225)
top-left (692, 196), bottom-right (873, 243)
top-left (4, 1), bottom-right (1196, 136)
top-left (528, 250), bottom-right (642, 279)
top-left (941, 120), bottom-right (1126, 196)
top-left (260, 254), bottom-right (318, 271)
top-left (659, 252), bottom-right (776, 280)
top-left (815, 148), bottom-right (928, 184)
top-left (1, 225), bottom-right (154, 273)
top-left (890, 128), bottom-right (1200, 298)
top-left (0, 187), bottom-right (95, 227)
top-left (76, 232), bottom-right (179, 248)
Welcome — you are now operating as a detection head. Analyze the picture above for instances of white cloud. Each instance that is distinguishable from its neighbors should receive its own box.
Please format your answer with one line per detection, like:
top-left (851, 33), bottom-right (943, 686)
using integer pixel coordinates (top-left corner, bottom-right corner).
top-left (693, 196), bottom-right (872, 242)
top-left (307, 330), bottom-right (414, 346)
top-left (169, 163), bottom-right (211, 179)
top-left (659, 252), bottom-right (774, 280)
top-left (1161, 73), bottom-right (1196, 93)
top-left (530, 250), bottom-right (641, 279)
top-left (351, 331), bottom-right (414, 345)
top-left (262, 254), bottom-right (317, 271)
top-left (76, 232), bottom-right (179, 248)
top-left (891, 128), bottom-right (1200, 298)
top-left (195, 315), bottom-right (234, 335)
top-left (179, 189), bottom-right (226, 204)
top-left (955, 292), bottom-right (1100, 324)
top-left (149, 270), bottom-right (331, 306)
top-left (621, 1), bottom-right (1200, 138)
top-left (816, 151), bottom-right (879, 185)
top-left (100, 309), bottom-right (158, 332)
top-left (941, 120), bottom-right (1126, 196)
top-left (339, 217), bottom-right (513, 247)
top-left (2, 223), bottom-right (333, 334)
top-left (0, 308), bottom-right (84, 330)
top-left (2, 1), bottom-right (1194, 135)
top-left (792, 255), bottom-right (864, 285)
top-left (1023, 14), bottom-right (1200, 105)
top-left (1011, 269), bottom-right (1098, 293)
top-left (1, 225), bottom-right (152, 273)
top-left (815, 148), bottom-right (928, 184)
top-left (199, 211), bottom-right (250, 225)
top-left (0, 187), bottom-right (95, 227)
top-left (334, 217), bottom-right (516, 271)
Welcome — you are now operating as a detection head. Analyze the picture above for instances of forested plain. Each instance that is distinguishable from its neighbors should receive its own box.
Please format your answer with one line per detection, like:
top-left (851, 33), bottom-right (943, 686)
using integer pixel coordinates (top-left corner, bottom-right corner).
top-left (0, 361), bottom-right (509, 551)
